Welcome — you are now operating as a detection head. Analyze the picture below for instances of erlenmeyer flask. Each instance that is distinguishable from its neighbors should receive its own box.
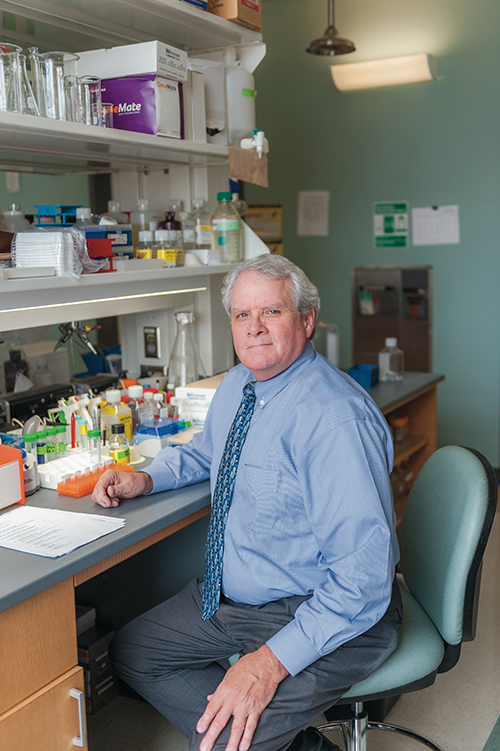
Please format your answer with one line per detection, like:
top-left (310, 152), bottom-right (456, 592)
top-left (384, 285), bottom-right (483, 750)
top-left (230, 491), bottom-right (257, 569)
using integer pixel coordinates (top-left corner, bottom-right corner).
top-left (167, 311), bottom-right (207, 388)
top-left (5, 51), bottom-right (39, 116)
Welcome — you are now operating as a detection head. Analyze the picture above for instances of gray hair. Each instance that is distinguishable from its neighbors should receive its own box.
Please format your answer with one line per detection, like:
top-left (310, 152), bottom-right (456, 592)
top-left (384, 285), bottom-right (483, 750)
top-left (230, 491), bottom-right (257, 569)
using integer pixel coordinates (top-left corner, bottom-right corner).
top-left (221, 254), bottom-right (320, 326)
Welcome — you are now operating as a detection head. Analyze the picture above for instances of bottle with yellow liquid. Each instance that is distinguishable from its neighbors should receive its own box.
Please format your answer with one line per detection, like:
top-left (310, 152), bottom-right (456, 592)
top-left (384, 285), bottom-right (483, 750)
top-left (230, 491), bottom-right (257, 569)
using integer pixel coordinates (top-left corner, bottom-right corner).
top-left (135, 230), bottom-right (157, 260)
top-left (109, 423), bottom-right (130, 465)
top-left (101, 389), bottom-right (133, 442)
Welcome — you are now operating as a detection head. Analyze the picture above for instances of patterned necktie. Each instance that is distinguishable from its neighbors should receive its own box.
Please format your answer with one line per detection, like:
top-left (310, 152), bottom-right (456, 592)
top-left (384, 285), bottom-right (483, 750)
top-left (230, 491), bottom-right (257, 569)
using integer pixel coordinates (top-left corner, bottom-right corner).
top-left (202, 381), bottom-right (256, 620)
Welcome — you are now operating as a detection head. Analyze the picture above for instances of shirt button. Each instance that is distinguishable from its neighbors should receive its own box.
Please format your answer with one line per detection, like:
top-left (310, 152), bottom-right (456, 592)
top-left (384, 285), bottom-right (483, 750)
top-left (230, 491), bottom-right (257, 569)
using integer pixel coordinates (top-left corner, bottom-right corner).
top-left (260, 399), bottom-right (265, 406)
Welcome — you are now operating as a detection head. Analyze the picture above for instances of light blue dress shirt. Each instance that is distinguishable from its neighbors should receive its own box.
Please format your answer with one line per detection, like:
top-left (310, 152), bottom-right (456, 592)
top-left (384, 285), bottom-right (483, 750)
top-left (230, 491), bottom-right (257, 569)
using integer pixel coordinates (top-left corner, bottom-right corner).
top-left (147, 343), bottom-right (399, 676)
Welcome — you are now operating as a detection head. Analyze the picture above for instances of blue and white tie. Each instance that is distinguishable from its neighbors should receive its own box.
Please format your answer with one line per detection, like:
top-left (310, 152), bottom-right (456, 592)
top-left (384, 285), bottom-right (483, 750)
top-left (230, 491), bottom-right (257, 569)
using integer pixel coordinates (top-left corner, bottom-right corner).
top-left (201, 382), bottom-right (256, 620)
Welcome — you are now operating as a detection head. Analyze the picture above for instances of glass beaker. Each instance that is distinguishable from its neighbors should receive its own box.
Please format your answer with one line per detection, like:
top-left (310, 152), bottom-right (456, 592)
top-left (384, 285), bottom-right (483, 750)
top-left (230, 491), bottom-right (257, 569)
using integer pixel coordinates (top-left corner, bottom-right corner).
top-left (40, 51), bottom-right (81, 122)
top-left (0, 43), bottom-right (21, 112)
top-left (102, 102), bottom-right (114, 128)
top-left (166, 311), bottom-right (207, 388)
top-left (79, 75), bottom-right (102, 126)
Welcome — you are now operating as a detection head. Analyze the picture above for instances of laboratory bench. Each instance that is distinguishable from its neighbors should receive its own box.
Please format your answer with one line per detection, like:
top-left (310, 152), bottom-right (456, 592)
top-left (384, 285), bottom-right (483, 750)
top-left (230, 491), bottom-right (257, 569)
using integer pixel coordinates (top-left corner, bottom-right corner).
top-left (0, 371), bottom-right (443, 750)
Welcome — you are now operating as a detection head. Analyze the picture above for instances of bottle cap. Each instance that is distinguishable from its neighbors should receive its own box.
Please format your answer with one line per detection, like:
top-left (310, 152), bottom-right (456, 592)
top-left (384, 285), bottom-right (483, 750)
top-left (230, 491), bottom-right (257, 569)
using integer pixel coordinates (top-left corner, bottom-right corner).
top-left (153, 393), bottom-right (164, 401)
top-left (23, 432), bottom-right (38, 442)
top-left (192, 198), bottom-right (205, 209)
top-left (217, 192), bottom-right (233, 201)
top-left (385, 337), bottom-right (398, 347)
top-left (106, 389), bottom-right (121, 403)
top-left (88, 429), bottom-right (101, 438)
top-left (76, 207), bottom-right (91, 219)
top-left (154, 229), bottom-right (168, 240)
top-left (36, 430), bottom-right (47, 438)
top-left (137, 198), bottom-right (150, 211)
top-left (5, 203), bottom-right (23, 216)
top-left (128, 385), bottom-right (144, 398)
top-left (163, 211), bottom-right (181, 230)
top-left (168, 198), bottom-right (184, 212)
top-left (138, 230), bottom-right (153, 241)
top-left (56, 425), bottom-right (67, 433)
top-left (108, 200), bottom-right (121, 212)
top-left (111, 423), bottom-right (125, 434)
top-left (144, 391), bottom-right (154, 400)
top-left (47, 427), bottom-right (57, 436)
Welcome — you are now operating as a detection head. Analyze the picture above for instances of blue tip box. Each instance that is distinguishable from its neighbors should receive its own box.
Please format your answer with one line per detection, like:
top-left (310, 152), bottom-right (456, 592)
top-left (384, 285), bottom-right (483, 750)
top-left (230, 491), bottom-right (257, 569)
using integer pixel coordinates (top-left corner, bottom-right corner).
top-left (348, 364), bottom-right (379, 390)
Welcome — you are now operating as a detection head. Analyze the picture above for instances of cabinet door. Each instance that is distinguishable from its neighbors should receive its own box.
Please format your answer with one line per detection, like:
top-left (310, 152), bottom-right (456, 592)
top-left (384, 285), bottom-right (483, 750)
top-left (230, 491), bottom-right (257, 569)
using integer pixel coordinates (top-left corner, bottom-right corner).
top-left (0, 666), bottom-right (87, 751)
top-left (0, 578), bottom-right (77, 713)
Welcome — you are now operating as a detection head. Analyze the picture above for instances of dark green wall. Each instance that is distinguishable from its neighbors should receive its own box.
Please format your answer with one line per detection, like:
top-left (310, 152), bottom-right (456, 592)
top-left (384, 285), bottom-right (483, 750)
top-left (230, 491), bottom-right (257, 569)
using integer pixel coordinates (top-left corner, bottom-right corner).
top-left (247, 0), bottom-right (500, 465)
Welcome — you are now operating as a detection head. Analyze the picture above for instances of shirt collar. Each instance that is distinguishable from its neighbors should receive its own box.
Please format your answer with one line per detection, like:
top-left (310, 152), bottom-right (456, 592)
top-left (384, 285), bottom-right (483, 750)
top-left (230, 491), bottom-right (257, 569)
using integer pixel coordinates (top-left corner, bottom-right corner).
top-left (242, 342), bottom-right (316, 409)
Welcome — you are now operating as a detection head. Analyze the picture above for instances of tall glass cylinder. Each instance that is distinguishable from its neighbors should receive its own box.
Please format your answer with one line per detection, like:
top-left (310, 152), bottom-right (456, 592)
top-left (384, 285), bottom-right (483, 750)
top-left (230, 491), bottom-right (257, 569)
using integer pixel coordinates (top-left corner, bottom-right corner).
top-left (166, 311), bottom-right (207, 388)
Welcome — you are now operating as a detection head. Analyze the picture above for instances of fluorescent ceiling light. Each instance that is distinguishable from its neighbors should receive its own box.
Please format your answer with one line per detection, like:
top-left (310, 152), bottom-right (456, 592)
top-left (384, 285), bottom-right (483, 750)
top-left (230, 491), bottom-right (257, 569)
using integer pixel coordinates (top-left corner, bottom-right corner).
top-left (331, 53), bottom-right (438, 91)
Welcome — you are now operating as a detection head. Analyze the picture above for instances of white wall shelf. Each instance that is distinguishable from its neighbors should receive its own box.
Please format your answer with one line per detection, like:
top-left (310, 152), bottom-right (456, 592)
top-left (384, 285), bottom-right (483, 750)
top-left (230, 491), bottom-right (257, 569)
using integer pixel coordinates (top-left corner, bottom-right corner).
top-left (0, 112), bottom-right (229, 175)
top-left (1, 0), bottom-right (263, 52)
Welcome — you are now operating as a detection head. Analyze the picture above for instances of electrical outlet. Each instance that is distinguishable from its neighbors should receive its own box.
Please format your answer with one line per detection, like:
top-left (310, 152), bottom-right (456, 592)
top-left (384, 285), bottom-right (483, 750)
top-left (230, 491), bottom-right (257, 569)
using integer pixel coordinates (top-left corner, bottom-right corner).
top-left (143, 326), bottom-right (160, 359)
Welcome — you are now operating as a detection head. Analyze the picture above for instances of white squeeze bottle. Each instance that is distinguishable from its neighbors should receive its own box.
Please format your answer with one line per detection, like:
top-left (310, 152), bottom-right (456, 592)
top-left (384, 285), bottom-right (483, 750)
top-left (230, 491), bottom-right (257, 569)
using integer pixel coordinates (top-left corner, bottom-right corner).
top-left (223, 46), bottom-right (256, 147)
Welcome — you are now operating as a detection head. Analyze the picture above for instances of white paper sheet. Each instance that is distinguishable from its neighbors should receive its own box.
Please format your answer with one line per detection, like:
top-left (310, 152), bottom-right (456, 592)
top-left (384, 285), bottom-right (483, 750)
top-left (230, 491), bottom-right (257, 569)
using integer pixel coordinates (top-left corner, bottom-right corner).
top-left (297, 191), bottom-right (330, 236)
top-left (0, 506), bottom-right (125, 558)
top-left (411, 205), bottom-right (460, 246)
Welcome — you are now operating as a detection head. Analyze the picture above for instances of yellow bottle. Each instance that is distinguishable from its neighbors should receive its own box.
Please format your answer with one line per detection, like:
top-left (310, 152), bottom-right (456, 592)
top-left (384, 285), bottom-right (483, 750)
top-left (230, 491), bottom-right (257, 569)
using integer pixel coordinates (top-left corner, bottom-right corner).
top-left (101, 389), bottom-right (133, 441)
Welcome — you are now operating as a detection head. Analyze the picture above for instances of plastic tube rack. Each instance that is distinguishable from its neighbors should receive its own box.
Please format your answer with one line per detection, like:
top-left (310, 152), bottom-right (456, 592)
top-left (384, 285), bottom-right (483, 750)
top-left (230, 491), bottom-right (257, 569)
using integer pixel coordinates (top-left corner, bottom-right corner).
top-left (57, 463), bottom-right (135, 497)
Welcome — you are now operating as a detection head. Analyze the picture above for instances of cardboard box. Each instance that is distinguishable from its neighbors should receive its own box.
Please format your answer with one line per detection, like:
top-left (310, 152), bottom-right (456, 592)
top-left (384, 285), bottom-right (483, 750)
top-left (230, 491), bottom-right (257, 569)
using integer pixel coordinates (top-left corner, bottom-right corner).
top-left (175, 373), bottom-right (225, 428)
top-left (77, 40), bottom-right (188, 83)
top-left (101, 76), bottom-right (183, 139)
top-left (0, 444), bottom-right (25, 510)
top-left (207, 0), bottom-right (262, 31)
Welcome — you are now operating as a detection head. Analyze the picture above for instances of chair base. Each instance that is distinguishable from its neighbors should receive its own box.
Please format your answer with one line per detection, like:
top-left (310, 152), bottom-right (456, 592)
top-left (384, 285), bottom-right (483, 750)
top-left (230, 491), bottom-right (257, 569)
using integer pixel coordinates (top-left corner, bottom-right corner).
top-left (318, 705), bottom-right (445, 751)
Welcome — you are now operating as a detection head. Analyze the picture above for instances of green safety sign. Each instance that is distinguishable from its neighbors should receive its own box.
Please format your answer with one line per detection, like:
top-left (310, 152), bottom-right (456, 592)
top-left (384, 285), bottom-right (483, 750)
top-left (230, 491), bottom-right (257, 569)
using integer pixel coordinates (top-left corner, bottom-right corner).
top-left (373, 201), bottom-right (409, 249)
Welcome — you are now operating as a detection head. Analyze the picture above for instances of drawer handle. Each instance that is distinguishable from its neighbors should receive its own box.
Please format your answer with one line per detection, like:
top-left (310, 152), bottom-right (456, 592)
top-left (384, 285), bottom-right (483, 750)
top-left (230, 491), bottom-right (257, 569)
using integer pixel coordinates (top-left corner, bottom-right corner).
top-left (70, 688), bottom-right (86, 748)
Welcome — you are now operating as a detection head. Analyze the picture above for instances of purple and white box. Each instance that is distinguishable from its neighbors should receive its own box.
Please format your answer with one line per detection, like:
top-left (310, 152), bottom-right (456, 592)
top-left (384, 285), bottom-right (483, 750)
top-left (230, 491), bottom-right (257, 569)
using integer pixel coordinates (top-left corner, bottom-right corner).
top-left (101, 76), bottom-right (184, 139)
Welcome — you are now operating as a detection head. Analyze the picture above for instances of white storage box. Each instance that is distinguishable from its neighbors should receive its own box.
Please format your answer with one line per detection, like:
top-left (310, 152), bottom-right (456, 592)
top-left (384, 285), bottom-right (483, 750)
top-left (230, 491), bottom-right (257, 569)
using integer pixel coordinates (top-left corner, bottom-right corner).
top-left (77, 40), bottom-right (188, 83)
top-left (175, 373), bottom-right (225, 428)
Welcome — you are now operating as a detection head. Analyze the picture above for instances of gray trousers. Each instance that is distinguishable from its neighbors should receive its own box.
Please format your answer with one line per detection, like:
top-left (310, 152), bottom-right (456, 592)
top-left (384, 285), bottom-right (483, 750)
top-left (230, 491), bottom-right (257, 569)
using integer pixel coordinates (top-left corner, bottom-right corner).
top-left (110, 577), bottom-right (402, 751)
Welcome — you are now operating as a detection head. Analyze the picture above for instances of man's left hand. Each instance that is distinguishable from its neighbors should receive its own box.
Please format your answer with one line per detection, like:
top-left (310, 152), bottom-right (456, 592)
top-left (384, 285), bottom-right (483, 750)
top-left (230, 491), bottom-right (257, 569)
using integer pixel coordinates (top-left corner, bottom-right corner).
top-left (196, 644), bottom-right (289, 751)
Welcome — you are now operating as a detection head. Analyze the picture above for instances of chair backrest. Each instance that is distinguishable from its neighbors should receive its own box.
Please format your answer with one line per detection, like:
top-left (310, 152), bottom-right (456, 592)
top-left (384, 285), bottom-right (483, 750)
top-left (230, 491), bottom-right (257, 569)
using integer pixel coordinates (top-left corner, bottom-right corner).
top-left (399, 446), bottom-right (496, 648)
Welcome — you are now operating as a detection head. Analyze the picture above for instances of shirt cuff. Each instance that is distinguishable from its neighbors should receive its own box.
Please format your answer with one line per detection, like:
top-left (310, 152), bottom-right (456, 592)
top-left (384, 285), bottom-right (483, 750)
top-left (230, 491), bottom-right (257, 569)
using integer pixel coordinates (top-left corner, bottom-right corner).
top-left (266, 620), bottom-right (322, 677)
top-left (143, 461), bottom-right (177, 493)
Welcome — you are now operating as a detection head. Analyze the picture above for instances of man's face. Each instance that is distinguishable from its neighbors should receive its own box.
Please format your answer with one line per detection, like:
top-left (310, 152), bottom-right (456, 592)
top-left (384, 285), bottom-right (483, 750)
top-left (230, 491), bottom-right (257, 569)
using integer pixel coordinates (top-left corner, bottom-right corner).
top-left (230, 270), bottom-right (315, 381)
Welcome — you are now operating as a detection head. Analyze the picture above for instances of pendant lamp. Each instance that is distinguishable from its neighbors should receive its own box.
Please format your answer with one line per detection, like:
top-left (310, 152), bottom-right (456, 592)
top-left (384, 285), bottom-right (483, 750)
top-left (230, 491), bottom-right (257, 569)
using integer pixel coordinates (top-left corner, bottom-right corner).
top-left (306, 0), bottom-right (356, 56)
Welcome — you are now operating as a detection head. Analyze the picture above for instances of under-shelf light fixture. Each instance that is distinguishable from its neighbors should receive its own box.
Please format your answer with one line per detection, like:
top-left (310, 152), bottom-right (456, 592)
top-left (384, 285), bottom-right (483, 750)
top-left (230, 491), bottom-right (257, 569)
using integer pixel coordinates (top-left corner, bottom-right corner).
top-left (331, 53), bottom-right (438, 91)
top-left (0, 287), bottom-right (207, 316)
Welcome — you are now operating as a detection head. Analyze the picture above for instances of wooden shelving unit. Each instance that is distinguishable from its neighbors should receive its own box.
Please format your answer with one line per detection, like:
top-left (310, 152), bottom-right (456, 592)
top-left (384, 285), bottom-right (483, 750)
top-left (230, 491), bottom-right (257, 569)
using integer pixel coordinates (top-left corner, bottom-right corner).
top-left (371, 373), bottom-right (445, 527)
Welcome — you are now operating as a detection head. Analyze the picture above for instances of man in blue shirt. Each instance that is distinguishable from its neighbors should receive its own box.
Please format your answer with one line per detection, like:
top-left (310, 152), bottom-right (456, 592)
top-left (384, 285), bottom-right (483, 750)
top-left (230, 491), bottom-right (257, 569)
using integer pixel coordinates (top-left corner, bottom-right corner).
top-left (93, 255), bottom-right (401, 751)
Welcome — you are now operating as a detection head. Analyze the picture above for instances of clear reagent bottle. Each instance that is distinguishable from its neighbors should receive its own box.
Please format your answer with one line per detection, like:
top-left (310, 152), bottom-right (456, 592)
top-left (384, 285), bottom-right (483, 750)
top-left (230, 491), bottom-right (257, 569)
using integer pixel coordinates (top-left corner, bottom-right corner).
top-left (211, 192), bottom-right (242, 263)
top-left (378, 337), bottom-right (404, 381)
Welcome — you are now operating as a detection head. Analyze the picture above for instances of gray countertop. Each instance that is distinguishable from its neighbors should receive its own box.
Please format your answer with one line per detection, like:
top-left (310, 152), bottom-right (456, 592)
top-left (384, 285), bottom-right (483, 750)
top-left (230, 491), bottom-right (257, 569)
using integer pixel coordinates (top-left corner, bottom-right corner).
top-left (0, 372), bottom-right (444, 615)
top-left (0, 477), bottom-right (211, 614)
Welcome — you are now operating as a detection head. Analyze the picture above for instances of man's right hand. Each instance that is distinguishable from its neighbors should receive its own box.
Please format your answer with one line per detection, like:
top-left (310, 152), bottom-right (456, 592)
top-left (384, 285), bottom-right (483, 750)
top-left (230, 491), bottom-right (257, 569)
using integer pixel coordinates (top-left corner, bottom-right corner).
top-left (92, 469), bottom-right (154, 508)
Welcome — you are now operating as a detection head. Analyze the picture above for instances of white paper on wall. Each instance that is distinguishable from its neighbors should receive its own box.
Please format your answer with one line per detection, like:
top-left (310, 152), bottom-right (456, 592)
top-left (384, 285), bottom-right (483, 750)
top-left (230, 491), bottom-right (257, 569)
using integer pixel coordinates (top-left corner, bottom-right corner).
top-left (412, 205), bottom-right (460, 246)
top-left (297, 191), bottom-right (330, 236)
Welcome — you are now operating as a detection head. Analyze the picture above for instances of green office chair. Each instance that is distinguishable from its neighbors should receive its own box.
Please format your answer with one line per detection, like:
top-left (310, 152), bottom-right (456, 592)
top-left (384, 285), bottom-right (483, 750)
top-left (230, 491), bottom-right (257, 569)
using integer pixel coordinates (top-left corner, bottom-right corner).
top-left (318, 446), bottom-right (497, 751)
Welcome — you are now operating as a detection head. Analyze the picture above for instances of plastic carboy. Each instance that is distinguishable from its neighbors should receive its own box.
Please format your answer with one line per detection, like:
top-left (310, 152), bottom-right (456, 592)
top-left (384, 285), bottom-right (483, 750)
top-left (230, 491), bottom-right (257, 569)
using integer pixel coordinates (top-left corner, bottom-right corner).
top-left (378, 337), bottom-right (404, 381)
top-left (166, 311), bottom-right (207, 388)
top-left (313, 320), bottom-right (340, 367)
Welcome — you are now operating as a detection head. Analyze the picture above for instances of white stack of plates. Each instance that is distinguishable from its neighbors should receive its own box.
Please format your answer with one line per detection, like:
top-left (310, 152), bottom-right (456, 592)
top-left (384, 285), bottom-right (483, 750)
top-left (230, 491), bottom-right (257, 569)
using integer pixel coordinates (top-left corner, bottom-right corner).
top-left (13, 232), bottom-right (78, 276)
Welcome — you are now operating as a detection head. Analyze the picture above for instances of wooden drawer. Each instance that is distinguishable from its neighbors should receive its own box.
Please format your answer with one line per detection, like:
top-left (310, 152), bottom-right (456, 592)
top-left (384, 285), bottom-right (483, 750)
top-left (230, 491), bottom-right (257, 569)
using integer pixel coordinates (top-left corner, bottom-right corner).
top-left (0, 578), bottom-right (77, 713)
top-left (0, 665), bottom-right (87, 751)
